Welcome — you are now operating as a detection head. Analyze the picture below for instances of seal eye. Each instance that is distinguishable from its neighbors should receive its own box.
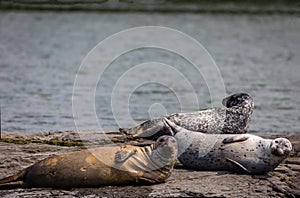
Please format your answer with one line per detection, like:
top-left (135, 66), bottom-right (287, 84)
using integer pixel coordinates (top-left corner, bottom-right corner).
top-left (242, 95), bottom-right (248, 100)
top-left (159, 138), bottom-right (165, 143)
top-left (275, 140), bottom-right (279, 144)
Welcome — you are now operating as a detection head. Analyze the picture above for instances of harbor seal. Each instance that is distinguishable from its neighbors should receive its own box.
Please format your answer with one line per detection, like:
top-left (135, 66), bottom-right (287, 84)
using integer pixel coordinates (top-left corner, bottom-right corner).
top-left (0, 135), bottom-right (178, 189)
top-left (120, 93), bottom-right (254, 140)
top-left (164, 118), bottom-right (292, 174)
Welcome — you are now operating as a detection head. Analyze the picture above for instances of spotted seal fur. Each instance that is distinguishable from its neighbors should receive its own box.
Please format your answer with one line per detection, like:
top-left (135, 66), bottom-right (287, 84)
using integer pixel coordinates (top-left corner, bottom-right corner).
top-left (164, 118), bottom-right (292, 174)
top-left (0, 136), bottom-right (178, 189)
top-left (120, 93), bottom-right (254, 140)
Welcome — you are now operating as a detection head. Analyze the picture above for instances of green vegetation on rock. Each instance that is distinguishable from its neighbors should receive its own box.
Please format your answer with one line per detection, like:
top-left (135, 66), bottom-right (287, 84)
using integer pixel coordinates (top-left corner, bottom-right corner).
top-left (0, 138), bottom-right (85, 147)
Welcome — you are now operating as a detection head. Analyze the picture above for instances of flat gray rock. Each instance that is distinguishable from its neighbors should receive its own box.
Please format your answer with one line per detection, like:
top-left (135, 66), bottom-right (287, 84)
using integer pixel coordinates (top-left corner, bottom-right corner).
top-left (0, 132), bottom-right (299, 197)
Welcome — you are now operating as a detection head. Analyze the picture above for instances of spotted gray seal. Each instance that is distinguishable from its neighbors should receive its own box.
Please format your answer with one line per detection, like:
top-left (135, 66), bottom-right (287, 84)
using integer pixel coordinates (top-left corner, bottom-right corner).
top-left (0, 135), bottom-right (178, 189)
top-left (120, 93), bottom-right (254, 140)
top-left (164, 118), bottom-right (292, 174)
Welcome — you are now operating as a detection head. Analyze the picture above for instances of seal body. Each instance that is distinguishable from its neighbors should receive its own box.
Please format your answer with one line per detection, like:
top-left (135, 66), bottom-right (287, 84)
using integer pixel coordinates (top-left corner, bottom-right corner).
top-left (164, 118), bottom-right (292, 174)
top-left (120, 93), bottom-right (254, 140)
top-left (0, 136), bottom-right (178, 189)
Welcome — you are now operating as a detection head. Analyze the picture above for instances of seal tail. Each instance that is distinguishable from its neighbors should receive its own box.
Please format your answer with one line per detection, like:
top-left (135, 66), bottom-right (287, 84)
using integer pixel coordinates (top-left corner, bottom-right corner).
top-left (0, 170), bottom-right (26, 189)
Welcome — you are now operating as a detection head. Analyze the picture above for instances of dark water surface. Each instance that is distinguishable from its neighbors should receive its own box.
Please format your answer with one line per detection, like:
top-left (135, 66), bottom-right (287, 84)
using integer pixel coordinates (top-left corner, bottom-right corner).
top-left (0, 11), bottom-right (299, 134)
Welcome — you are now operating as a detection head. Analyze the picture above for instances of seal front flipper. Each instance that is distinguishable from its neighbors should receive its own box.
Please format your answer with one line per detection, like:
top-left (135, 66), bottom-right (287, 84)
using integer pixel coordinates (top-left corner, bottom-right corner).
top-left (115, 146), bottom-right (138, 163)
top-left (226, 158), bottom-right (251, 174)
top-left (119, 119), bottom-right (165, 138)
top-left (222, 135), bottom-right (249, 144)
top-left (138, 172), bottom-right (164, 184)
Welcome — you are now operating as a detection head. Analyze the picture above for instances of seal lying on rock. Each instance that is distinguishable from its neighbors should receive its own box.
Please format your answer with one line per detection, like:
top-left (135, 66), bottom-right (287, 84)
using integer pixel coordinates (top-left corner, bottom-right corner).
top-left (0, 136), bottom-right (178, 189)
top-left (120, 93), bottom-right (254, 140)
top-left (163, 118), bottom-right (292, 174)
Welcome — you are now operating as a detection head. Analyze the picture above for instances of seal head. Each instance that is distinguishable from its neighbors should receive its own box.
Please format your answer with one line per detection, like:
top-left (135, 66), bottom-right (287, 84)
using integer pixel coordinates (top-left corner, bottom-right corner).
top-left (154, 135), bottom-right (178, 160)
top-left (222, 93), bottom-right (254, 134)
top-left (270, 138), bottom-right (292, 156)
top-left (222, 93), bottom-right (253, 109)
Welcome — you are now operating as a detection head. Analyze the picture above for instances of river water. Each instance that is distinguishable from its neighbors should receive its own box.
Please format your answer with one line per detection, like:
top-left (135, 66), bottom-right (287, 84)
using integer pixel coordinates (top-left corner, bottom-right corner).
top-left (0, 11), bottom-right (299, 135)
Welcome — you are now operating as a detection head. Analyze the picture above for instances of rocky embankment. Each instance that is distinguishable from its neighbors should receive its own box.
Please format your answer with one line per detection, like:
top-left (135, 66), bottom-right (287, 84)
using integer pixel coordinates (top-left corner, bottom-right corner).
top-left (0, 131), bottom-right (299, 197)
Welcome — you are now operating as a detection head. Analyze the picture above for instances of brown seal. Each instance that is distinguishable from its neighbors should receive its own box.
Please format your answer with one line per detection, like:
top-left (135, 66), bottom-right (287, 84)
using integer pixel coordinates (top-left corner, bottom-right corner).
top-left (164, 118), bottom-right (292, 174)
top-left (0, 135), bottom-right (178, 189)
top-left (120, 93), bottom-right (254, 140)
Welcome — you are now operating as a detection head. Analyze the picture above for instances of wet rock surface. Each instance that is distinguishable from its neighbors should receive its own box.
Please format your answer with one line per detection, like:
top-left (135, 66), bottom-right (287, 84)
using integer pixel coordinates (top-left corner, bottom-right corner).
top-left (0, 132), bottom-right (299, 197)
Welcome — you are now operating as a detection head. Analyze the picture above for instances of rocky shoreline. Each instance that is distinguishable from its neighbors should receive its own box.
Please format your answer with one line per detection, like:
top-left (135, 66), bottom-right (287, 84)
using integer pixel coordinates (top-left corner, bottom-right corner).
top-left (1, 0), bottom-right (300, 13)
top-left (0, 131), bottom-right (299, 197)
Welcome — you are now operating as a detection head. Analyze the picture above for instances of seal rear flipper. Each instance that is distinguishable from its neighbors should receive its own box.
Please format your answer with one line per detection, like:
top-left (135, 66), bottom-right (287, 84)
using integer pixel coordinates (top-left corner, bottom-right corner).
top-left (226, 158), bottom-right (251, 174)
top-left (162, 118), bottom-right (175, 136)
top-left (119, 127), bottom-right (130, 134)
top-left (0, 170), bottom-right (26, 189)
top-left (163, 117), bottom-right (185, 135)
top-left (222, 135), bottom-right (249, 144)
top-left (0, 170), bottom-right (26, 184)
top-left (0, 181), bottom-right (25, 189)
